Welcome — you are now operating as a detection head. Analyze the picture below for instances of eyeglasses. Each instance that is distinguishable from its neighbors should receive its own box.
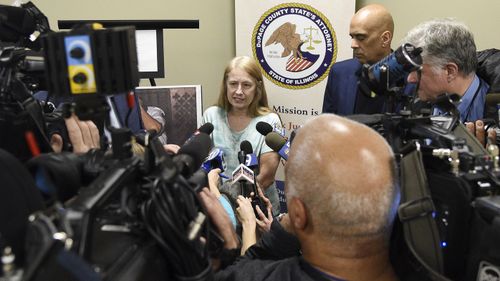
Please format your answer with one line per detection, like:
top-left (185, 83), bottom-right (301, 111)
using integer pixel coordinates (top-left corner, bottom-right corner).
top-left (227, 80), bottom-right (255, 91)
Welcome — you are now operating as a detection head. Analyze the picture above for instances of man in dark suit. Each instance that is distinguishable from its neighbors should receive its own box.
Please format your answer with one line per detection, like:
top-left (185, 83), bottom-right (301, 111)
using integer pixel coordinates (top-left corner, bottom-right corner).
top-left (322, 4), bottom-right (394, 115)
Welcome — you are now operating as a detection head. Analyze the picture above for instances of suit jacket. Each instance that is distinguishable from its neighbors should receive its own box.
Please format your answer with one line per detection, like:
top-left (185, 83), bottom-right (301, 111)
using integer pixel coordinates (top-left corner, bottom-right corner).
top-left (322, 58), bottom-right (362, 115)
top-left (322, 58), bottom-right (408, 115)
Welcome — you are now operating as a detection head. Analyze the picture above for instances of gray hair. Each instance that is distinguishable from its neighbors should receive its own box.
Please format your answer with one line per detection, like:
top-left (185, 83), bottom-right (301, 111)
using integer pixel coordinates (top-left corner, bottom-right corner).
top-left (403, 18), bottom-right (477, 75)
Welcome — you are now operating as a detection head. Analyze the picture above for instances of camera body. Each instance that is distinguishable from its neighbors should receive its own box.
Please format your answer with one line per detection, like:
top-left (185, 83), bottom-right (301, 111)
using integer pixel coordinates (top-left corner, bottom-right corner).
top-left (357, 108), bottom-right (500, 280)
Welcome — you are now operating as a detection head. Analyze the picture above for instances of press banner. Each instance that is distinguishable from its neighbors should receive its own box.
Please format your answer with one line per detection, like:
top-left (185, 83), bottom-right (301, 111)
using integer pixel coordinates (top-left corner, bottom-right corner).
top-left (235, 1), bottom-right (355, 182)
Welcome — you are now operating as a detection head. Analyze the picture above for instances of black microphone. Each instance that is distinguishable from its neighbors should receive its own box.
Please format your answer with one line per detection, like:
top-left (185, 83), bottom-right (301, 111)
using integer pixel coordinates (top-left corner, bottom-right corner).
top-left (240, 140), bottom-right (258, 172)
top-left (256, 121), bottom-right (285, 137)
top-left (265, 132), bottom-right (290, 160)
top-left (256, 121), bottom-right (273, 136)
top-left (174, 132), bottom-right (212, 178)
top-left (183, 122), bottom-right (214, 146)
top-left (197, 122), bottom-right (214, 135)
top-left (235, 141), bottom-right (267, 217)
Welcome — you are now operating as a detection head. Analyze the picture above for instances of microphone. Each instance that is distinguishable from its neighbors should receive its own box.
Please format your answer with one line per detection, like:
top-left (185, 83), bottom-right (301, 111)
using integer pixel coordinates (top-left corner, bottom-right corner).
top-left (174, 132), bottom-right (212, 178)
top-left (231, 163), bottom-right (255, 185)
top-left (256, 121), bottom-right (285, 137)
top-left (232, 141), bottom-right (257, 185)
top-left (196, 122), bottom-right (214, 135)
top-left (201, 147), bottom-right (228, 178)
top-left (183, 122), bottom-right (214, 146)
top-left (240, 140), bottom-right (258, 170)
top-left (265, 132), bottom-right (290, 160)
top-left (236, 141), bottom-right (268, 217)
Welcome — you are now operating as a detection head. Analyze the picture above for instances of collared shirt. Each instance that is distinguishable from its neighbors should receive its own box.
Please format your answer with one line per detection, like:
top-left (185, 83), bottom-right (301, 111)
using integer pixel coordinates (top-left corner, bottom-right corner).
top-left (456, 75), bottom-right (488, 122)
top-left (433, 75), bottom-right (489, 122)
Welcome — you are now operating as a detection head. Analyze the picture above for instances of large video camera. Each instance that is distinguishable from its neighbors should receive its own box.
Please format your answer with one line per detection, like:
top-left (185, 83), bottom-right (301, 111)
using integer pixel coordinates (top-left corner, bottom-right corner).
top-left (353, 94), bottom-right (500, 280)
top-left (0, 3), bottom-right (222, 281)
top-left (350, 39), bottom-right (500, 280)
top-left (20, 128), bottom-right (215, 281)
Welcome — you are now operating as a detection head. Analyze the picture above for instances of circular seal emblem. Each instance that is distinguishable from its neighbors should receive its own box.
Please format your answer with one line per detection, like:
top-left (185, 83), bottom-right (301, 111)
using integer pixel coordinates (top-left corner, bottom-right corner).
top-left (252, 3), bottom-right (337, 90)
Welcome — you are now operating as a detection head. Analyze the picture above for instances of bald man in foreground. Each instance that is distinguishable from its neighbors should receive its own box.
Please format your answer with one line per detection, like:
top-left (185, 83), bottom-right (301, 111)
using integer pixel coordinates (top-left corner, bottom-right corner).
top-left (322, 4), bottom-right (395, 115)
top-left (205, 114), bottom-right (400, 280)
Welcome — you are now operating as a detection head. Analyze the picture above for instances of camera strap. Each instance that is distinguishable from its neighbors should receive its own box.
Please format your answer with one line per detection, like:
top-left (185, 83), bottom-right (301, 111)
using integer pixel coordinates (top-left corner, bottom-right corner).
top-left (11, 78), bottom-right (52, 148)
top-left (398, 143), bottom-right (451, 281)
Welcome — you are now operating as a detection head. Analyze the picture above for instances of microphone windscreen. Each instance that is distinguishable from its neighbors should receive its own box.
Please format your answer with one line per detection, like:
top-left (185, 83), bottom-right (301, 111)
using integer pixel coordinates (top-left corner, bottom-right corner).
top-left (265, 132), bottom-right (287, 152)
top-left (256, 121), bottom-right (273, 136)
top-left (178, 133), bottom-right (212, 168)
top-left (240, 140), bottom-right (253, 154)
top-left (198, 122), bottom-right (214, 135)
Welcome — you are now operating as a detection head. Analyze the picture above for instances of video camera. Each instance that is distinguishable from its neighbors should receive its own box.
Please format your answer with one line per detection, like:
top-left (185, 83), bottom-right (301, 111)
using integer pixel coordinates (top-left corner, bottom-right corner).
top-left (0, 3), bottom-right (225, 281)
top-left (359, 43), bottom-right (423, 113)
top-left (350, 91), bottom-right (500, 280)
top-left (19, 129), bottom-right (215, 281)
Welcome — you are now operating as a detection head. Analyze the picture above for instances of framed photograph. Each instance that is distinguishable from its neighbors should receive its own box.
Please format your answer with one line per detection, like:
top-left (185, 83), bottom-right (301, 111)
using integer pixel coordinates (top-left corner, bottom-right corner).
top-left (135, 85), bottom-right (203, 145)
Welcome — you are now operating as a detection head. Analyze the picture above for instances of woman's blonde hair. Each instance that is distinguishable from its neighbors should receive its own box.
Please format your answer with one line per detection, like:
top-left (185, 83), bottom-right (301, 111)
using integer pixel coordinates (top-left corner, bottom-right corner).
top-left (216, 56), bottom-right (272, 117)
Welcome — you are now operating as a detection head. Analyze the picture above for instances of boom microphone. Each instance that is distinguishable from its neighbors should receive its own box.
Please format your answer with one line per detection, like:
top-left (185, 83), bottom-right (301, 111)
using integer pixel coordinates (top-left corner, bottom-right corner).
top-left (265, 132), bottom-right (290, 160)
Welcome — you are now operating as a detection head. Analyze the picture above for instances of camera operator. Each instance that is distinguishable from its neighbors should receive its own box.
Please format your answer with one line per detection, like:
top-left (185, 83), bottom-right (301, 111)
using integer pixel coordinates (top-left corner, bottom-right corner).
top-left (404, 18), bottom-right (490, 123)
top-left (202, 114), bottom-right (402, 281)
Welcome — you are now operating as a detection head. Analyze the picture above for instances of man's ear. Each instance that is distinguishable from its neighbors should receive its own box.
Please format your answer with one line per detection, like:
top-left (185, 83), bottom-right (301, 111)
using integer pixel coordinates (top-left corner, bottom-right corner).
top-left (445, 62), bottom-right (459, 82)
top-left (380, 31), bottom-right (392, 47)
top-left (288, 196), bottom-right (307, 231)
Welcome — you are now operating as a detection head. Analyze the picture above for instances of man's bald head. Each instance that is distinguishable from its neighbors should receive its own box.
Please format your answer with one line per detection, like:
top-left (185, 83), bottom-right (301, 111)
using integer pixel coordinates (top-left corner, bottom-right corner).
top-left (285, 114), bottom-right (399, 242)
top-left (350, 4), bottom-right (394, 64)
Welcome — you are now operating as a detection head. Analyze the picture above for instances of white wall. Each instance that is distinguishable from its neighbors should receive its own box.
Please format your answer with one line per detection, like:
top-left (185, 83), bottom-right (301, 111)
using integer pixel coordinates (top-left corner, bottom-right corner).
top-left (358, 0), bottom-right (500, 50)
top-left (2, 0), bottom-right (499, 109)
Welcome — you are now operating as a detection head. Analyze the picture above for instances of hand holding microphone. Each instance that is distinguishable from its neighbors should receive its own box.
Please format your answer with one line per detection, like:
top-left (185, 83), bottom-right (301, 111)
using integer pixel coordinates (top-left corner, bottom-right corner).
top-left (232, 140), bottom-right (269, 219)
